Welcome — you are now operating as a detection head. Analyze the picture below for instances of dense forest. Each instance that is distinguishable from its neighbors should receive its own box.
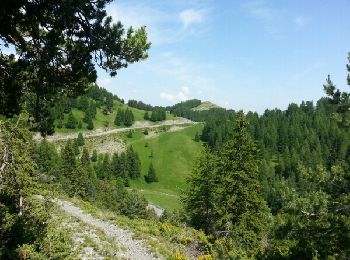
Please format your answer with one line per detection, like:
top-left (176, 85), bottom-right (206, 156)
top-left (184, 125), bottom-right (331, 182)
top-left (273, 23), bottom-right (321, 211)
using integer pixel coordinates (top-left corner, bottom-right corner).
top-left (183, 57), bottom-right (350, 258)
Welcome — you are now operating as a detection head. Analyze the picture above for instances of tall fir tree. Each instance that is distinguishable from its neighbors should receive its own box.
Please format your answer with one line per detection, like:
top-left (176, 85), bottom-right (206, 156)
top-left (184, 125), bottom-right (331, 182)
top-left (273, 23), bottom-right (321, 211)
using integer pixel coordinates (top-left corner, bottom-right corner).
top-left (183, 146), bottom-right (218, 234)
top-left (145, 163), bottom-right (158, 183)
top-left (60, 140), bottom-right (77, 194)
top-left (144, 111), bottom-right (149, 120)
top-left (127, 146), bottom-right (141, 179)
top-left (124, 109), bottom-right (134, 127)
top-left (114, 108), bottom-right (125, 126)
top-left (215, 112), bottom-right (270, 256)
top-left (76, 132), bottom-right (85, 146)
top-left (65, 111), bottom-right (77, 129)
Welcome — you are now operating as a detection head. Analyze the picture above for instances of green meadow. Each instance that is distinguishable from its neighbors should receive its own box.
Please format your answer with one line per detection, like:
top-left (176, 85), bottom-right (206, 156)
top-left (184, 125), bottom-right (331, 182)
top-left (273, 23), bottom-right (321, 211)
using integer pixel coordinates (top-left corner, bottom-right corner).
top-left (125, 123), bottom-right (204, 211)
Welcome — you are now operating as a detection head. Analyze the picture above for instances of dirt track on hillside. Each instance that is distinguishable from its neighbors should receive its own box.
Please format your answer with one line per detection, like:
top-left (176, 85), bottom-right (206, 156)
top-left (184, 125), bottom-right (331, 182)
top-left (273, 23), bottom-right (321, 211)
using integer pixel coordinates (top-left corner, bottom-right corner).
top-left (33, 118), bottom-right (195, 142)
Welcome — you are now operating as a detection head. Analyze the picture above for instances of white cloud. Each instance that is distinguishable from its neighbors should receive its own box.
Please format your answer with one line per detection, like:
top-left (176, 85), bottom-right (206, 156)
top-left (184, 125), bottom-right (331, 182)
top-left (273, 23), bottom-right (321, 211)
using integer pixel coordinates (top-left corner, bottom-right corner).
top-left (179, 9), bottom-right (206, 28)
top-left (160, 92), bottom-right (175, 101)
top-left (106, 3), bottom-right (209, 46)
top-left (294, 16), bottom-right (311, 27)
top-left (160, 86), bottom-right (191, 102)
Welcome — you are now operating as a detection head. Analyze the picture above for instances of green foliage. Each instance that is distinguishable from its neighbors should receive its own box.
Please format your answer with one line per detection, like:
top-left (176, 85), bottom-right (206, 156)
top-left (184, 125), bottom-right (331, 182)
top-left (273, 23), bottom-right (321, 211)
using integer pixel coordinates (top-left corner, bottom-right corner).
top-left (114, 108), bottom-right (125, 126)
top-left (0, 1), bottom-right (150, 135)
top-left (65, 112), bottom-right (77, 129)
top-left (194, 132), bottom-right (200, 142)
top-left (144, 111), bottom-right (150, 120)
top-left (127, 130), bottom-right (133, 138)
top-left (124, 108), bottom-right (135, 126)
top-left (150, 107), bottom-right (166, 122)
top-left (127, 146), bottom-right (141, 179)
top-left (76, 133), bottom-right (85, 146)
top-left (145, 163), bottom-right (159, 183)
top-left (183, 147), bottom-right (217, 234)
top-left (128, 99), bottom-right (154, 111)
top-left (0, 118), bottom-right (56, 258)
top-left (184, 113), bottom-right (270, 257)
top-left (91, 149), bottom-right (98, 162)
top-left (265, 165), bottom-right (350, 259)
top-left (86, 113), bottom-right (94, 130)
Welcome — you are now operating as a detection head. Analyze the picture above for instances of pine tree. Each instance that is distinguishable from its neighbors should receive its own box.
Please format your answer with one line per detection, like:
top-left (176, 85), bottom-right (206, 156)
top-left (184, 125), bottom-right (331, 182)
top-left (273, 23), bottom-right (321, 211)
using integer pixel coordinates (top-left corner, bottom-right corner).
top-left (91, 149), bottom-right (98, 162)
top-left (144, 111), bottom-right (149, 120)
top-left (81, 147), bottom-right (90, 165)
top-left (73, 138), bottom-right (80, 155)
top-left (101, 154), bottom-right (111, 179)
top-left (183, 146), bottom-right (218, 234)
top-left (127, 130), bottom-right (133, 138)
top-left (144, 163), bottom-right (158, 183)
top-left (76, 132), bottom-right (85, 146)
top-left (86, 115), bottom-right (94, 130)
top-left (124, 109), bottom-right (134, 127)
top-left (65, 111), bottom-right (77, 129)
top-left (114, 108), bottom-right (125, 126)
top-left (57, 118), bottom-right (63, 129)
top-left (194, 132), bottom-right (200, 142)
top-left (127, 146), bottom-right (141, 179)
top-left (61, 140), bottom-right (77, 194)
top-left (118, 152), bottom-right (130, 186)
top-left (215, 112), bottom-right (270, 256)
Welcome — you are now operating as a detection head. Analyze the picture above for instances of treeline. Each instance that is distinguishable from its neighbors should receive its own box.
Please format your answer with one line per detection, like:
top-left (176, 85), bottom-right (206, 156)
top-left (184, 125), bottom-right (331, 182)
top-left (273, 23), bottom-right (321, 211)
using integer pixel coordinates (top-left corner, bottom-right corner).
top-left (201, 98), bottom-right (349, 184)
top-left (166, 99), bottom-right (233, 122)
top-left (166, 99), bottom-right (201, 116)
top-left (186, 95), bottom-right (350, 257)
top-left (114, 108), bottom-right (135, 127)
top-left (127, 99), bottom-right (153, 111)
top-left (149, 107), bottom-right (166, 122)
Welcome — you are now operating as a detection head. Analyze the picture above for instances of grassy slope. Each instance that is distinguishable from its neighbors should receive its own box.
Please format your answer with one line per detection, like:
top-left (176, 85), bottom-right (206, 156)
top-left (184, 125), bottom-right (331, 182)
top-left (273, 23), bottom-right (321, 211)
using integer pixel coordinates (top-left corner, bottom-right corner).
top-left (125, 124), bottom-right (204, 212)
top-left (191, 101), bottom-right (221, 111)
top-left (55, 100), bottom-right (175, 133)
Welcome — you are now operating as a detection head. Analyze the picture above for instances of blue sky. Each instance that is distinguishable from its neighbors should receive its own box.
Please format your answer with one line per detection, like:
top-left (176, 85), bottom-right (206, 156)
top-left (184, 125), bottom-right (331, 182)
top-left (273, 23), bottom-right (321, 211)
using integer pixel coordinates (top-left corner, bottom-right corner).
top-left (98, 0), bottom-right (349, 112)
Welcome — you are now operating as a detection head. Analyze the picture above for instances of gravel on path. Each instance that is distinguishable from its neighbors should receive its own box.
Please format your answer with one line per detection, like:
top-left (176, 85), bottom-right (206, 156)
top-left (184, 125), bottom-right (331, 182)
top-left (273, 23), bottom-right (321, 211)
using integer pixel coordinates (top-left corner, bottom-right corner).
top-left (54, 198), bottom-right (161, 260)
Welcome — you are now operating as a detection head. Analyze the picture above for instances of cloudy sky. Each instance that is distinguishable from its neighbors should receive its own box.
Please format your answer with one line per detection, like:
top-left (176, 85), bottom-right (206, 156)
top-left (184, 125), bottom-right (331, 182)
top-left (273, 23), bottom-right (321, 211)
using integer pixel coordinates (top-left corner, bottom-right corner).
top-left (97, 0), bottom-right (350, 113)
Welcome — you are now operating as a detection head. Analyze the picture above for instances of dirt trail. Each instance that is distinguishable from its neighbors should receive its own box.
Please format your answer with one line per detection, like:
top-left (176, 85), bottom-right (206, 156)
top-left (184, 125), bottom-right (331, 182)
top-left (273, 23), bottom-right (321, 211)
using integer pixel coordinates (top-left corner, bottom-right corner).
top-left (54, 198), bottom-right (161, 260)
top-left (33, 119), bottom-right (195, 142)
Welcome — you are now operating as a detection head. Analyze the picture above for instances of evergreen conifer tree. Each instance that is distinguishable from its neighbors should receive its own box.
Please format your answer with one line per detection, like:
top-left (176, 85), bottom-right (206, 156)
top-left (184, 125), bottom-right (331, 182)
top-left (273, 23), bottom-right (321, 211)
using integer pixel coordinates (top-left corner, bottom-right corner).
top-left (215, 112), bottom-right (270, 256)
top-left (127, 146), bottom-right (141, 179)
top-left (114, 108), bottom-right (125, 126)
top-left (91, 149), bottom-right (98, 162)
top-left (65, 111), bottom-right (77, 129)
top-left (86, 115), bottom-right (94, 130)
top-left (76, 133), bottom-right (85, 146)
top-left (183, 147), bottom-right (218, 234)
top-left (127, 130), bottom-right (133, 138)
top-left (124, 109), bottom-right (134, 127)
top-left (61, 140), bottom-right (77, 193)
top-left (144, 111), bottom-right (149, 120)
top-left (145, 163), bottom-right (158, 183)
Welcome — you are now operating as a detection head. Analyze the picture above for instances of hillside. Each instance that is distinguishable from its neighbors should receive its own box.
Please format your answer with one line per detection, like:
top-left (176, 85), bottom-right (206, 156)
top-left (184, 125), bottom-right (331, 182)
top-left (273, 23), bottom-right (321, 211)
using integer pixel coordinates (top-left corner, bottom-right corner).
top-left (191, 101), bottom-right (221, 111)
top-left (54, 99), bottom-right (176, 134)
top-left (45, 122), bottom-right (203, 211)
top-left (126, 124), bottom-right (204, 211)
